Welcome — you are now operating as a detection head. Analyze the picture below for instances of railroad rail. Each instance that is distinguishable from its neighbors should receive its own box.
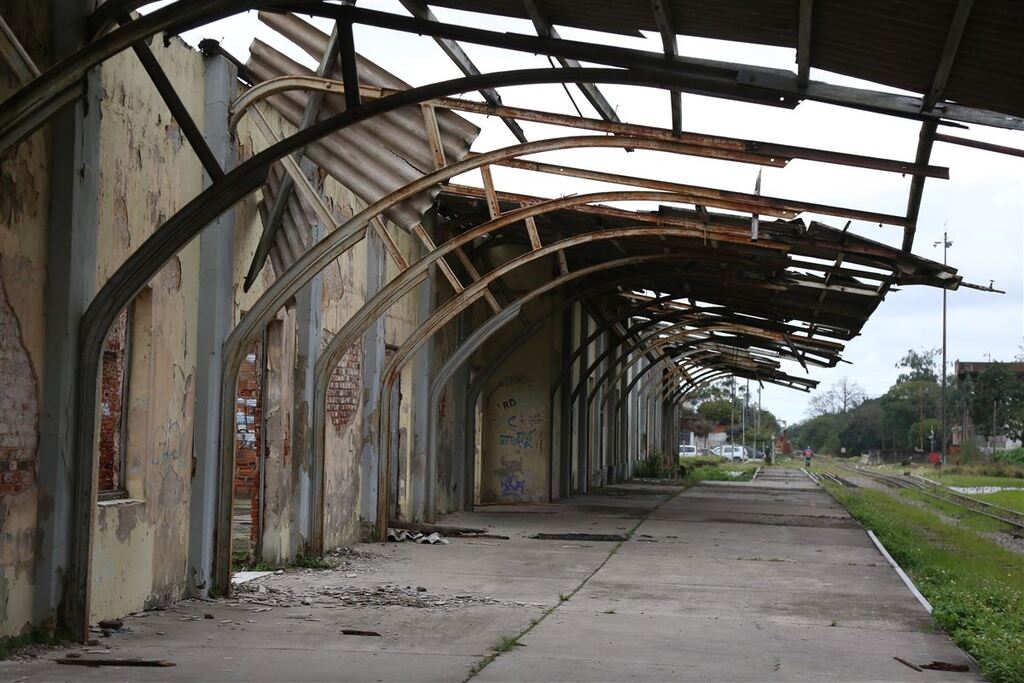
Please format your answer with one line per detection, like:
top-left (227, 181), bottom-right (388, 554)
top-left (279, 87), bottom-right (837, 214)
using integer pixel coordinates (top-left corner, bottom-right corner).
top-left (835, 464), bottom-right (1024, 534)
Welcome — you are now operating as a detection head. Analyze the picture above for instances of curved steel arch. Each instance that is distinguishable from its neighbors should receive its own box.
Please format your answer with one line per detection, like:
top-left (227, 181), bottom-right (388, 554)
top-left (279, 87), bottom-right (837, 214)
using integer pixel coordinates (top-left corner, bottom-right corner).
top-left (71, 66), bottom-right (738, 631)
top-left (588, 324), bottom-right (787, 409)
top-left (548, 296), bottom-right (683, 399)
top-left (573, 317), bottom-right (777, 406)
top-left (424, 270), bottom-right (696, 523)
top-left (370, 239), bottom-right (703, 539)
top-left (600, 351), bottom-right (722, 462)
top-left (302, 186), bottom-right (734, 550)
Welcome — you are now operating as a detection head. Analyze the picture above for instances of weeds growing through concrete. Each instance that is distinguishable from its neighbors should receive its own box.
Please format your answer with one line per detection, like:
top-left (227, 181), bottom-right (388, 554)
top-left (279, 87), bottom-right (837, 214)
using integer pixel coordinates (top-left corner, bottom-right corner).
top-left (825, 483), bottom-right (1024, 683)
top-left (293, 553), bottom-right (332, 570)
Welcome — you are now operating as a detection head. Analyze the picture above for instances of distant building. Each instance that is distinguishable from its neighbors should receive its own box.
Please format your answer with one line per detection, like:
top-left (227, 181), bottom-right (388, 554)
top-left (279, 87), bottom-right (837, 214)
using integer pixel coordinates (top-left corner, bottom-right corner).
top-left (952, 361), bottom-right (1024, 451)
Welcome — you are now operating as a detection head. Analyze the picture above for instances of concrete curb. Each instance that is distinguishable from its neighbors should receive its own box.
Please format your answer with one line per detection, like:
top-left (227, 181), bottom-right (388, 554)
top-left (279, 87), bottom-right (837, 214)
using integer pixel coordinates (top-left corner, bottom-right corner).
top-left (866, 529), bottom-right (933, 614)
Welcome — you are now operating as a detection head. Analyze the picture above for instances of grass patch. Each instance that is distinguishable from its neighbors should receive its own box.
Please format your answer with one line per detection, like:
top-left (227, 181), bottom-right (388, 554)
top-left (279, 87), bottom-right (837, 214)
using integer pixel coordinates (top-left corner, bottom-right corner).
top-left (0, 628), bottom-right (68, 660)
top-left (232, 550), bottom-right (276, 572)
top-left (825, 484), bottom-right (1024, 683)
top-left (934, 473), bottom-right (1024, 488)
top-left (684, 466), bottom-right (754, 484)
top-left (974, 489), bottom-right (1024, 514)
top-left (294, 553), bottom-right (332, 570)
top-left (898, 489), bottom-right (1016, 534)
top-left (492, 634), bottom-right (522, 653)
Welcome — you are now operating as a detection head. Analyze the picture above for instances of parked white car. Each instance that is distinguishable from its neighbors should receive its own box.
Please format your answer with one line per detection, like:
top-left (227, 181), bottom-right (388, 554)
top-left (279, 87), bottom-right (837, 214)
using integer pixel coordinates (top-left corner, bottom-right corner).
top-left (712, 445), bottom-right (751, 462)
top-left (679, 444), bottom-right (698, 458)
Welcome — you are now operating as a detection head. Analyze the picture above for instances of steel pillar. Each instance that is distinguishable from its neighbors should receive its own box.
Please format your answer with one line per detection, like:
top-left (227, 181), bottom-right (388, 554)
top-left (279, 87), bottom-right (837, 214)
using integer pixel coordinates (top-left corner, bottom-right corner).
top-left (187, 53), bottom-right (236, 597)
top-left (359, 226), bottom-right (386, 535)
top-left (34, 0), bottom-right (100, 640)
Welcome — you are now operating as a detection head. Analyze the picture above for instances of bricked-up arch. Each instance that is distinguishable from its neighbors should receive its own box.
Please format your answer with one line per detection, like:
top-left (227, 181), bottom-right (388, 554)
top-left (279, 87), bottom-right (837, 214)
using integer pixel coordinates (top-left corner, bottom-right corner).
top-left (325, 339), bottom-right (361, 431)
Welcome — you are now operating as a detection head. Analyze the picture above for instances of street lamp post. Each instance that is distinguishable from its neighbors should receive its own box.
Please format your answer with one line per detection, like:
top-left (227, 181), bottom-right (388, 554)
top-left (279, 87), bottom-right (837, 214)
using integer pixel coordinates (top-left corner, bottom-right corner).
top-left (934, 231), bottom-right (953, 465)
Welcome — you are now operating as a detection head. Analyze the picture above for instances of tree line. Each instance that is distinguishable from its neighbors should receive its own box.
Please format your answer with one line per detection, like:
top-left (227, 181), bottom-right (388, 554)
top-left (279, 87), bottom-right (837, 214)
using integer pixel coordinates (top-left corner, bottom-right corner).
top-left (789, 349), bottom-right (1024, 456)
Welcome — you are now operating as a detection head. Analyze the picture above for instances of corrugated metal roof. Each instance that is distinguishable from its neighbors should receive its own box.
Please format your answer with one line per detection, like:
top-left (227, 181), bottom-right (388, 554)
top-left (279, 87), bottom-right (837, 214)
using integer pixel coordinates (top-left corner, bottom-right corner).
top-left (245, 12), bottom-right (479, 273)
top-left (425, 0), bottom-right (1024, 118)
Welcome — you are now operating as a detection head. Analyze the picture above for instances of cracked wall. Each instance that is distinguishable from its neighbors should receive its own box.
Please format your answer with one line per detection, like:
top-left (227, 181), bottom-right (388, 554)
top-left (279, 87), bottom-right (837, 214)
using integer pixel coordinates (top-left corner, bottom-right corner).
top-left (88, 34), bottom-right (203, 623)
top-left (0, 0), bottom-right (50, 638)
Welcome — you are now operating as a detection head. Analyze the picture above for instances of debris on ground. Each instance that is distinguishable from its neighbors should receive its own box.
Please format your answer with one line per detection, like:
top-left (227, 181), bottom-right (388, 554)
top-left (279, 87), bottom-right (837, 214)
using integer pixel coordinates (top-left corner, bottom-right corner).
top-left (57, 658), bottom-right (175, 667)
top-left (389, 521), bottom-right (509, 540)
top-left (893, 656), bottom-right (922, 671)
top-left (386, 528), bottom-right (450, 544)
top-left (231, 580), bottom-right (534, 611)
top-left (919, 661), bottom-right (970, 672)
top-left (530, 532), bottom-right (626, 542)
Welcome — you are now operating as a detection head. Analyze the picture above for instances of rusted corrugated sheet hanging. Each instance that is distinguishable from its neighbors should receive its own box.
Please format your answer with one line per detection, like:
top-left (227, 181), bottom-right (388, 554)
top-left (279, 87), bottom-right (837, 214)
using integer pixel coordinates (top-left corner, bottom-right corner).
top-left (246, 11), bottom-right (479, 235)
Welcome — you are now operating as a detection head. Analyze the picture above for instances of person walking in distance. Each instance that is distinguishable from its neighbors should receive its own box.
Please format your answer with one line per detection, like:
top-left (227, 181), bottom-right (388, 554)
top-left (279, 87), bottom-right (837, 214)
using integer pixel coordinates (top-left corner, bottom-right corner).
top-left (803, 446), bottom-right (813, 470)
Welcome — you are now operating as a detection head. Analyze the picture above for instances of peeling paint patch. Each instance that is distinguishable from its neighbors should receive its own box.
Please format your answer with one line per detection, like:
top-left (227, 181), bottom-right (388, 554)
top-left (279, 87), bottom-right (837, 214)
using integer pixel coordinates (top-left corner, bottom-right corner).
top-left (164, 121), bottom-right (183, 152)
top-left (112, 195), bottom-right (132, 251)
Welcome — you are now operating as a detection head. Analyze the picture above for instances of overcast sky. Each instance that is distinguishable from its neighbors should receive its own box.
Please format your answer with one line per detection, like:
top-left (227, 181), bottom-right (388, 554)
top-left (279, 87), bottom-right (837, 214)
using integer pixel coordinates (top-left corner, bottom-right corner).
top-left (162, 0), bottom-right (1024, 426)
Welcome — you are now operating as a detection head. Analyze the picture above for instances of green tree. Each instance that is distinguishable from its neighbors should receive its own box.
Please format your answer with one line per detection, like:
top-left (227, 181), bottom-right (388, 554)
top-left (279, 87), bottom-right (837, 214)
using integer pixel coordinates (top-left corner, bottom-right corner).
top-left (697, 399), bottom-right (732, 425)
top-left (896, 348), bottom-right (939, 384)
top-left (908, 418), bottom-right (942, 451)
top-left (838, 399), bottom-right (885, 454)
top-left (968, 364), bottom-right (1024, 441)
top-left (879, 379), bottom-right (939, 449)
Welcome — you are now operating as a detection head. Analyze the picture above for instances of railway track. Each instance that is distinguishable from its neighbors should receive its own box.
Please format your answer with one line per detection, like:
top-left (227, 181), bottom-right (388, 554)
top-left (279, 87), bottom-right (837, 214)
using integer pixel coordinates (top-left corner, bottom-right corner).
top-left (834, 464), bottom-right (1024, 534)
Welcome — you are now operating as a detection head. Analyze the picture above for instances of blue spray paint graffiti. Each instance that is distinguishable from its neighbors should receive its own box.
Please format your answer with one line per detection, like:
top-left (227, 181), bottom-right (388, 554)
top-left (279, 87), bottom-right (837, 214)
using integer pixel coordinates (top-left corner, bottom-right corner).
top-left (501, 474), bottom-right (527, 495)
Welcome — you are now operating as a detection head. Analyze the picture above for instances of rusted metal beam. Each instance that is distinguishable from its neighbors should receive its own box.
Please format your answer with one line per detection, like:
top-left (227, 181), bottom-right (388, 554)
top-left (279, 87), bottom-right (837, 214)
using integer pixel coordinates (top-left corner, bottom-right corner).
top-left (453, 247), bottom-right (502, 313)
top-left (420, 104), bottom-right (447, 170)
top-left (904, 0), bottom-right (974, 253)
top-left (934, 132), bottom-right (1024, 159)
top-left (522, 0), bottom-right (620, 124)
top-left (397, 0), bottom-right (527, 143)
top-left (8, 0), bottom-right (1023, 159)
top-left (412, 223), bottom-right (464, 294)
top-left (323, 4), bottom-right (1024, 129)
top-left (650, 0), bottom-right (681, 134)
top-left (117, 14), bottom-right (224, 181)
top-left (796, 0), bottom-right (813, 88)
top-left (0, 14), bottom-right (39, 83)
top-left (374, 244), bottom-right (700, 538)
top-left (229, 75), bottom-right (950, 179)
top-left (249, 107), bottom-right (338, 230)
top-left (244, 21), bottom-right (344, 291)
top-left (69, 67), bottom-right (952, 620)
top-left (923, 0), bottom-right (975, 111)
top-left (491, 157), bottom-right (907, 225)
top-left (338, 18), bottom-right (361, 111)
top-left (525, 216), bottom-right (542, 250)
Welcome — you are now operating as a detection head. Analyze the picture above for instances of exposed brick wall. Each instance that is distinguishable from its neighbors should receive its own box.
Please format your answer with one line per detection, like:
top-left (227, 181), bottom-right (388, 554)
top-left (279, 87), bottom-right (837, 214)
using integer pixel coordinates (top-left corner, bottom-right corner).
top-left (235, 340), bottom-right (263, 546)
top-left (326, 339), bottom-right (361, 430)
top-left (235, 341), bottom-right (263, 497)
top-left (98, 308), bottom-right (128, 493)
top-left (0, 277), bottom-right (38, 497)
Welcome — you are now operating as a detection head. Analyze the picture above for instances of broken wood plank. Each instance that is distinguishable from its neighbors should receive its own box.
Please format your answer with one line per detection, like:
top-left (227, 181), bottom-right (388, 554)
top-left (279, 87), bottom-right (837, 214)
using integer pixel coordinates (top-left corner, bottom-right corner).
top-left (58, 658), bottom-right (176, 667)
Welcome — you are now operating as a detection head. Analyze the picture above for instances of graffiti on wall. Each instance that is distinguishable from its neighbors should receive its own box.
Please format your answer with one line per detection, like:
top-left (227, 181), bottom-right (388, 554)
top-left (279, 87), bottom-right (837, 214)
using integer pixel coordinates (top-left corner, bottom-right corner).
top-left (494, 459), bottom-right (527, 496)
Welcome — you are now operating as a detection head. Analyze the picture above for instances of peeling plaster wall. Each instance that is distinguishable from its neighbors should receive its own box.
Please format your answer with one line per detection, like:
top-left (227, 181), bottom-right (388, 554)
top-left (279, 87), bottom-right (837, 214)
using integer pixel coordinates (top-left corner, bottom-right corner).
top-left (479, 315), bottom-right (557, 504)
top-left (233, 103), bottom-right (426, 552)
top-left (430, 278), bottom-right (463, 514)
top-left (0, 0), bottom-right (50, 638)
top-left (2, 15), bottom-right (437, 632)
top-left (383, 229), bottom-right (421, 520)
top-left (89, 36), bottom-right (203, 623)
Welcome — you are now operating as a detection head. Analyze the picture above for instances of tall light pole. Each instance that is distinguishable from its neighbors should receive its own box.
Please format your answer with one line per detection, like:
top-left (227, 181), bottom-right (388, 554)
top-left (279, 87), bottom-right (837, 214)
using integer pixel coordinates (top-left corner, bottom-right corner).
top-left (756, 385), bottom-right (762, 455)
top-left (934, 231), bottom-right (953, 464)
